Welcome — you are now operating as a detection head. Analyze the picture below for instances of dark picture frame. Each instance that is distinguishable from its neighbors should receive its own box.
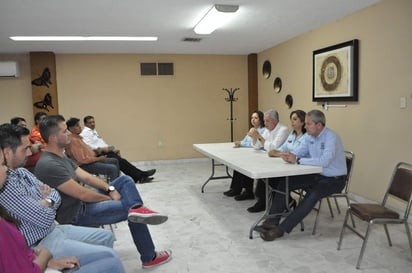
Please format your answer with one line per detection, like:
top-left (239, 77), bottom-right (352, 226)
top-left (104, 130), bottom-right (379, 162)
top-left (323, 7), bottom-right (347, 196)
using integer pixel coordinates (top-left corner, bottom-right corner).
top-left (312, 39), bottom-right (359, 101)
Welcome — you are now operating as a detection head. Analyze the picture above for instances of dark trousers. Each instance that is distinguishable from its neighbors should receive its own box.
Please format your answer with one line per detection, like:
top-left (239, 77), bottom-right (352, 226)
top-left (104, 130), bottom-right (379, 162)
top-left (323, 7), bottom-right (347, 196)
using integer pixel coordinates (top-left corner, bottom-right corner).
top-left (103, 151), bottom-right (146, 182)
top-left (229, 171), bottom-right (254, 194)
top-left (270, 174), bottom-right (345, 233)
top-left (254, 178), bottom-right (283, 206)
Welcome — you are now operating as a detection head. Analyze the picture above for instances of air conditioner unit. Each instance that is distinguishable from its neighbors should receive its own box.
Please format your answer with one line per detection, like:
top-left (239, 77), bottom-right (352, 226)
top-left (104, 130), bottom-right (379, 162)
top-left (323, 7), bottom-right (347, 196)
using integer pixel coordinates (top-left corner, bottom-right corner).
top-left (0, 61), bottom-right (20, 78)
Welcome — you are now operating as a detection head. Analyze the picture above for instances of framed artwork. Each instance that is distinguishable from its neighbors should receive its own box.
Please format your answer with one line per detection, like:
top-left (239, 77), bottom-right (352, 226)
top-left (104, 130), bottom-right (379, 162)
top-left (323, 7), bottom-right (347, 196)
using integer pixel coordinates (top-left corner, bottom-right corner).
top-left (312, 39), bottom-right (359, 101)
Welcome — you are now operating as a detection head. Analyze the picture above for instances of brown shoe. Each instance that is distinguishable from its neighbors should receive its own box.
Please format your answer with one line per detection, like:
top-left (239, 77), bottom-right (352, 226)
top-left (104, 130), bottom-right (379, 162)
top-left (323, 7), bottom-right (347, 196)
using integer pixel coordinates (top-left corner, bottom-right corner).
top-left (254, 219), bottom-right (279, 232)
top-left (260, 226), bottom-right (284, 241)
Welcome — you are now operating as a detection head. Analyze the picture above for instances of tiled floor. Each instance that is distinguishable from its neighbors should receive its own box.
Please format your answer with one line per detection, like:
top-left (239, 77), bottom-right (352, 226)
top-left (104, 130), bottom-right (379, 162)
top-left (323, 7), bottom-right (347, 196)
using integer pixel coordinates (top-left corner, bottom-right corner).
top-left (110, 159), bottom-right (412, 273)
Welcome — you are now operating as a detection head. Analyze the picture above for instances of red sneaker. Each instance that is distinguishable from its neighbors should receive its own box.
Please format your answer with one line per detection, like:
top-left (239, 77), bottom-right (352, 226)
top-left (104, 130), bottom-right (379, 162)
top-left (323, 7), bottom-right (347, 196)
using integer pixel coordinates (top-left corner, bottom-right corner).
top-left (142, 250), bottom-right (172, 268)
top-left (128, 206), bottom-right (168, 225)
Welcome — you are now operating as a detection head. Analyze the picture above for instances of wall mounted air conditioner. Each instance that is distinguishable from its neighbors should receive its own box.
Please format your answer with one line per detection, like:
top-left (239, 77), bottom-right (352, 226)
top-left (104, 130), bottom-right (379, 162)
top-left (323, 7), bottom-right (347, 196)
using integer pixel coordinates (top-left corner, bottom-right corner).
top-left (0, 61), bottom-right (20, 78)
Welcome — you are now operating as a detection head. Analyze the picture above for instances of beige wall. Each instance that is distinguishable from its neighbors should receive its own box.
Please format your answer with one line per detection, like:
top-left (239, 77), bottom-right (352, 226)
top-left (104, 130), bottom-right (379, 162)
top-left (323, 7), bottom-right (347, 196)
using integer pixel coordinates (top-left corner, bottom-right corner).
top-left (57, 54), bottom-right (249, 160)
top-left (0, 54), bottom-right (33, 125)
top-left (0, 54), bottom-right (249, 160)
top-left (258, 0), bottom-right (412, 202)
top-left (0, 0), bottom-right (411, 204)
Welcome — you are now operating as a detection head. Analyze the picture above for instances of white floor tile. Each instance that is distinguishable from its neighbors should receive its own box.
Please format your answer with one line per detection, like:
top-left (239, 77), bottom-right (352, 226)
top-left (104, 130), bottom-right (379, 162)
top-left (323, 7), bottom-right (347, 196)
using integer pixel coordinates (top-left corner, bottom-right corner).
top-left (108, 160), bottom-right (412, 273)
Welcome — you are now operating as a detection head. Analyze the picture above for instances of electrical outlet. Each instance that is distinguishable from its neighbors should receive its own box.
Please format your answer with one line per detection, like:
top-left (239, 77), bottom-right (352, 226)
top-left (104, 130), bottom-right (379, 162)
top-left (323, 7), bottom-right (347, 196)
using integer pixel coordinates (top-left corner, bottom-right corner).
top-left (400, 96), bottom-right (407, 108)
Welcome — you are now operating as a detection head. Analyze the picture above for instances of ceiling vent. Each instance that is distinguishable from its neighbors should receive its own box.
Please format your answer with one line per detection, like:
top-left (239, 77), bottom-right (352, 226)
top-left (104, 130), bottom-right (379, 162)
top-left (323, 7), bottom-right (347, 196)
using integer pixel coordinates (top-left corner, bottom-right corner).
top-left (182, 37), bottom-right (202, 42)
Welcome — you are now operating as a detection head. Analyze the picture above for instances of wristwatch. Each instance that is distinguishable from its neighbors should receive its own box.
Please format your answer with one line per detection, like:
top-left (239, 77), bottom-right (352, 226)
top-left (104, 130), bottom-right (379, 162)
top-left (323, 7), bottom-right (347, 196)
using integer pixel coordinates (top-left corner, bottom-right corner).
top-left (107, 186), bottom-right (116, 193)
top-left (44, 198), bottom-right (54, 207)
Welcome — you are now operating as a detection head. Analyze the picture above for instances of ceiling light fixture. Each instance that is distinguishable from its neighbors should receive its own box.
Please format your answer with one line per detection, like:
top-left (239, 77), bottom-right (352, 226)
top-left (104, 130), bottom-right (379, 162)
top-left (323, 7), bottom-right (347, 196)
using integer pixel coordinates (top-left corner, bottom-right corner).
top-left (194, 4), bottom-right (239, 35)
top-left (9, 36), bottom-right (158, 41)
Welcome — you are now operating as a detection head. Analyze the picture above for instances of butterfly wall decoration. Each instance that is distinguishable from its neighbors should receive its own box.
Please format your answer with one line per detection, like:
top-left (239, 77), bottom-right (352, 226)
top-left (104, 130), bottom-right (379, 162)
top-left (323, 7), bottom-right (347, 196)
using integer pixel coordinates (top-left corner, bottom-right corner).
top-left (33, 93), bottom-right (54, 112)
top-left (31, 67), bottom-right (52, 88)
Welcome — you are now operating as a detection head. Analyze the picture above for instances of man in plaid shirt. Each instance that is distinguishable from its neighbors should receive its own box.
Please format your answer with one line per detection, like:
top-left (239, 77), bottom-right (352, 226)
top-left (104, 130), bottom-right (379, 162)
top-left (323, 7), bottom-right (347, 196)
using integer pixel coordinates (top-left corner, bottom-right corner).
top-left (0, 123), bottom-right (125, 272)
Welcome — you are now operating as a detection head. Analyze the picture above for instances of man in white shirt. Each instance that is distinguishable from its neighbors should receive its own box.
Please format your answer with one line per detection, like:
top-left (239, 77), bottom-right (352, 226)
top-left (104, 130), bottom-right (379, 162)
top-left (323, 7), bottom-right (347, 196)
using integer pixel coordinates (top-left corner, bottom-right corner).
top-left (247, 109), bottom-right (289, 212)
top-left (250, 109), bottom-right (289, 151)
top-left (80, 115), bottom-right (155, 184)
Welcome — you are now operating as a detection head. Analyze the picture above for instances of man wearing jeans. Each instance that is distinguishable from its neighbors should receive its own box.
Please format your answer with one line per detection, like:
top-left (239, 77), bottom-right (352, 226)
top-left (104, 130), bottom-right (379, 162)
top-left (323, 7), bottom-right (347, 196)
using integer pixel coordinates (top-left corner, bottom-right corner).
top-left (259, 110), bottom-right (347, 241)
top-left (35, 115), bottom-right (172, 268)
top-left (0, 123), bottom-right (126, 272)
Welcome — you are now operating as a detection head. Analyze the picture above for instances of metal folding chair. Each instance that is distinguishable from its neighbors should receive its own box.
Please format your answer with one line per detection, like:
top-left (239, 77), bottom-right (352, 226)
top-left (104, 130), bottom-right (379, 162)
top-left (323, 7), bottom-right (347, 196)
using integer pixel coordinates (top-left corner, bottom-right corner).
top-left (311, 151), bottom-right (356, 235)
top-left (337, 162), bottom-right (412, 269)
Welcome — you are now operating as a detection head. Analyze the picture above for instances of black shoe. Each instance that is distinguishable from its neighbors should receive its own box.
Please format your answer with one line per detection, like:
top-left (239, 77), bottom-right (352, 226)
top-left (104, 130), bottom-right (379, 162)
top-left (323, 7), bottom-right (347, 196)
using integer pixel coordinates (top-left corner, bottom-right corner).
top-left (223, 189), bottom-right (239, 197)
top-left (138, 176), bottom-right (154, 184)
top-left (145, 169), bottom-right (156, 177)
top-left (247, 202), bottom-right (265, 213)
top-left (234, 192), bottom-right (254, 201)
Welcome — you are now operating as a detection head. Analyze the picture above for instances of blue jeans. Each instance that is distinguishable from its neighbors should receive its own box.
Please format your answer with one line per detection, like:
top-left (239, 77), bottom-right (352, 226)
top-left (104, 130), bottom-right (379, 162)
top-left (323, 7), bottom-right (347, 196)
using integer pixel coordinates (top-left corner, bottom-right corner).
top-left (38, 225), bottom-right (125, 273)
top-left (271, 174), bottom-right (345, 233)
top-left (80, 157), bottom-right (120, 182)
top-left (73, 175), bottom-right (156, 263)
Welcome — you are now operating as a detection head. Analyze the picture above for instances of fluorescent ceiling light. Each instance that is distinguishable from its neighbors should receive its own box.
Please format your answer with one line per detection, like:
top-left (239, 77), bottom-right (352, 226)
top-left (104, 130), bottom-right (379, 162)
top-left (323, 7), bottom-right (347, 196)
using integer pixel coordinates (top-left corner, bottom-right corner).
top-left (194, 4), bottom-right (239, 35)
top-left (9, 36), bottom-right (158, 41)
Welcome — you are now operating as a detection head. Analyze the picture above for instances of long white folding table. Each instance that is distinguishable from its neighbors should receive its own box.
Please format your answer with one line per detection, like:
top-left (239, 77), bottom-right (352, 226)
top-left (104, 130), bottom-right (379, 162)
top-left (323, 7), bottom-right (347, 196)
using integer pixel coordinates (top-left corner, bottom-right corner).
top-left (193, 142), bottom-right (322, 239)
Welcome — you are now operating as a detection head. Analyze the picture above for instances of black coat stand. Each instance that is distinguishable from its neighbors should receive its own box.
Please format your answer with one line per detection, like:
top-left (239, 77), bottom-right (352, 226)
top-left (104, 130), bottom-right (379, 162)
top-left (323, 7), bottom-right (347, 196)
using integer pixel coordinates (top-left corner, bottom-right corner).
top-left (223, 88), bottom-right (239, 142)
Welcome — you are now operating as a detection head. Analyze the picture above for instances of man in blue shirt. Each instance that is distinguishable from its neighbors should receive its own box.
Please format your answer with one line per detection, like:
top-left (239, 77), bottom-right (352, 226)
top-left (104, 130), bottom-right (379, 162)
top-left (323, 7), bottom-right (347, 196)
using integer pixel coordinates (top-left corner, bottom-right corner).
top-left (260, 109), bottom-right (347, 241)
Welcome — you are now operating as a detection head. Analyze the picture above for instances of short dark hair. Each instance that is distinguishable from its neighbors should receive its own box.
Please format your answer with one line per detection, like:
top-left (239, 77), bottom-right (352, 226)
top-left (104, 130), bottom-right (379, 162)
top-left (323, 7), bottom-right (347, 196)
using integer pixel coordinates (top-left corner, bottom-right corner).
top-left (39, 115), bottom-right (66, 143)
top-left (66, 117), bottom-right (80, 129)
top-left (10, 117), bottom-right (26, 126)
top-left (0, 123), bottom-right (30, 152)
top-left (34, 111), bottom-right (48, 125)
top-left (83, 115), bottom-right (94, 124)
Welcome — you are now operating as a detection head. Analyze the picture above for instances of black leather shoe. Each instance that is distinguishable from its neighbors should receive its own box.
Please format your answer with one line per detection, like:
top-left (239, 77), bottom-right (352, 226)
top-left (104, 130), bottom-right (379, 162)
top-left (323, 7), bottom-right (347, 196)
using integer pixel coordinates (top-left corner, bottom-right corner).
top-left (247, 202), bottom-right (265, 213)
top-left (223, 189), bottom-right (239, 197)
top-left (234, 192), bottom-right (255, 201)
top-left (139, 176), bottom-right (154, 184)
top-left (145, 169), bottom-right (156, 177)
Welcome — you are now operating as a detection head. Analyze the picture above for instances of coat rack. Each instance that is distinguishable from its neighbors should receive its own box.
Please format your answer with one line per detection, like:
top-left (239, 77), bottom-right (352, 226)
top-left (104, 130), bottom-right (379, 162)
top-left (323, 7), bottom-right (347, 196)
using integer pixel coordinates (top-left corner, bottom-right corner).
top-left (223, 88), bottom-right (239, 142)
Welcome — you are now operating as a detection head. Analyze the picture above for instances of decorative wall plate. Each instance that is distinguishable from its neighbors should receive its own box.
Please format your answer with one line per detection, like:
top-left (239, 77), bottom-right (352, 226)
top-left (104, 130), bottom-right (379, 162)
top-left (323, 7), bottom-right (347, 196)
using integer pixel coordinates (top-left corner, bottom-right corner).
top-left (285, 94), bottom-right (293, 109)
top-left (273, 77), bottom-right (282, 93)
top-left (262, 60), bottom-right (271, 79)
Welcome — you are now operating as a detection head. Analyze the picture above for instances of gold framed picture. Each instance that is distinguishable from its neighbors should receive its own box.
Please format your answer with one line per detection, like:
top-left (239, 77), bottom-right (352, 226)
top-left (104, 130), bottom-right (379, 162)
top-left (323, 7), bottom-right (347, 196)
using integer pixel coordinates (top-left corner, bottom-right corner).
top-left (312, 39), bottom-right (359, 101)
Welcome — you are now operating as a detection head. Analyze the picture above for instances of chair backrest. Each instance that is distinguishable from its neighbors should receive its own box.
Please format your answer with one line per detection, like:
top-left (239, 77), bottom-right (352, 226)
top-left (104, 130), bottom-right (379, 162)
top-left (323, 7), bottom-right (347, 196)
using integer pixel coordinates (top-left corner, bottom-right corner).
top-left (342, 151), bottom-right (355, 194)
top-left (383, 162), bottom-right (412, 219)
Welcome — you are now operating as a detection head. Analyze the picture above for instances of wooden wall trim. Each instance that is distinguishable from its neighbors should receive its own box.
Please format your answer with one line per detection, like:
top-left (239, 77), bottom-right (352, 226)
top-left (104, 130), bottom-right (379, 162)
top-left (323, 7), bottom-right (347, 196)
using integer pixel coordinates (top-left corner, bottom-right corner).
top-left (247, 53), bottom-right (258, 125)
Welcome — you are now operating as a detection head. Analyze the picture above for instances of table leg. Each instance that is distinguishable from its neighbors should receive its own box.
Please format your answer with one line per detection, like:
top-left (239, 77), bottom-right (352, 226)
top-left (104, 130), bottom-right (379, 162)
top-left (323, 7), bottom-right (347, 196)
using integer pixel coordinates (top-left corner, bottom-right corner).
top-left (249, 177), bottom-right (290, 239)
top-left (201, 159), bottom-right (232, 193)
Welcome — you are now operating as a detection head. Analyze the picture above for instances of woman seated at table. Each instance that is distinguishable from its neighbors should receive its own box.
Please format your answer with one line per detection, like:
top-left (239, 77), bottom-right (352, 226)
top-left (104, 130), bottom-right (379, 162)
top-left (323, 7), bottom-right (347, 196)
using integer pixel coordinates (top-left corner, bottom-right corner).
top-left (248, 110), bottom-right (307, 213)
top-left (223, 110), bottom-right (265, 200)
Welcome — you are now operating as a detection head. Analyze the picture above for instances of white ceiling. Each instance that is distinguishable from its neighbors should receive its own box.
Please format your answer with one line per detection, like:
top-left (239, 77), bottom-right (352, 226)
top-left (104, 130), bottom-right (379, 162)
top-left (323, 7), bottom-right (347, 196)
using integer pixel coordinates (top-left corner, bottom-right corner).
top-left (0, 0), bottom-right (380, 55)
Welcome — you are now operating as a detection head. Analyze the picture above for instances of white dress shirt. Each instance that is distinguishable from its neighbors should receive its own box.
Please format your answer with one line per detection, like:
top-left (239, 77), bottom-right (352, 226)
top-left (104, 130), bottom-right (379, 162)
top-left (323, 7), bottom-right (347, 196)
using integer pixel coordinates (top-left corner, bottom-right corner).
top-left (253, 123), bottom-right (289, 151)
top-left (80, 127), bottom-right (109, 150)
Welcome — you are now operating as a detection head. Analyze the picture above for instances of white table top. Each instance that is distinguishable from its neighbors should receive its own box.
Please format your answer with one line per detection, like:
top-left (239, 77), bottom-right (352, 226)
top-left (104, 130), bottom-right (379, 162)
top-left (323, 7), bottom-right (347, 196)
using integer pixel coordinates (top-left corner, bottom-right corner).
top-left (193, 143), bottom-right (322, 179)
